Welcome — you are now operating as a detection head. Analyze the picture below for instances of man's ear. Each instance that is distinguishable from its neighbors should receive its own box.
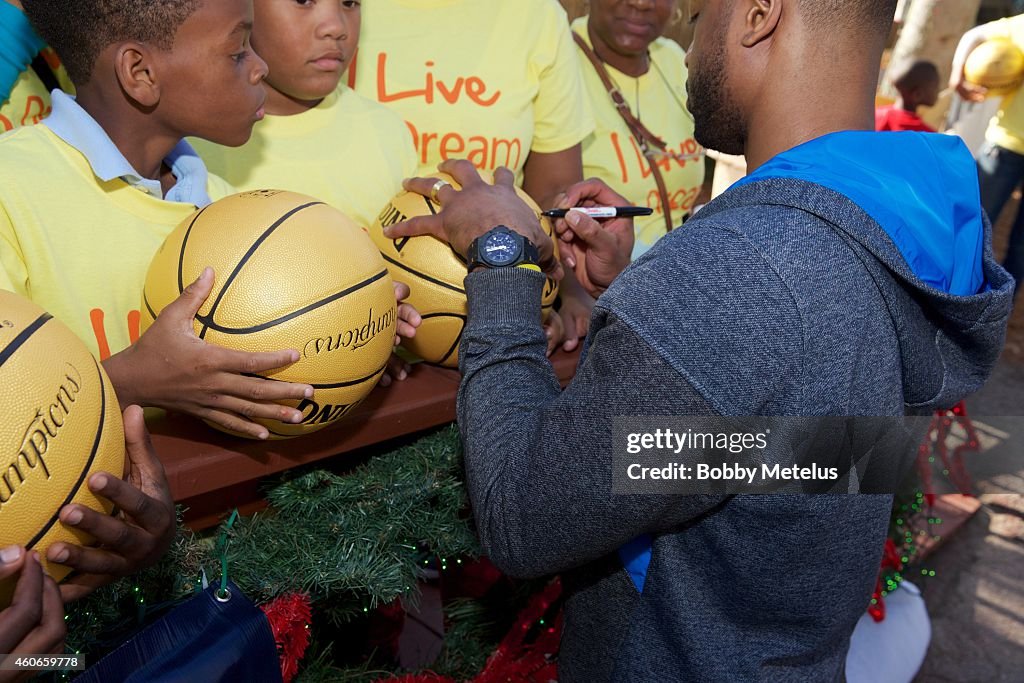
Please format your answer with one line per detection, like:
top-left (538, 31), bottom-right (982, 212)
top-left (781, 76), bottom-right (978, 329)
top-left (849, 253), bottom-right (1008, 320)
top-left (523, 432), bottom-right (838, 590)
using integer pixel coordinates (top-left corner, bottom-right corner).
top-left (113, 43), bottom-right (160, 108)
top-left (741, 0), bottom-right (782, 48)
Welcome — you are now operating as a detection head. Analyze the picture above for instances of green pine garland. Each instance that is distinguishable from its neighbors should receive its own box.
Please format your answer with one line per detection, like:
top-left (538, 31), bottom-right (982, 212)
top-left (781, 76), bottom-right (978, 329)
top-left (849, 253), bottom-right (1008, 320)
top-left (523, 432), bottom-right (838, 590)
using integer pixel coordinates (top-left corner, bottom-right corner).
top-left (60, 424), bottom-right (483, 677)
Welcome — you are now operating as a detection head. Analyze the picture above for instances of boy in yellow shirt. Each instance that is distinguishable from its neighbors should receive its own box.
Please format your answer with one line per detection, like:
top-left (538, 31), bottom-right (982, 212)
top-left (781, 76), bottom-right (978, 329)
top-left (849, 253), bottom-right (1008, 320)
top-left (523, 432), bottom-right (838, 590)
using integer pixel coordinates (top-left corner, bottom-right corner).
top-left (194, 0), bottom-right (417, 232)
top-left (3, 0), bottom-right (416, 438)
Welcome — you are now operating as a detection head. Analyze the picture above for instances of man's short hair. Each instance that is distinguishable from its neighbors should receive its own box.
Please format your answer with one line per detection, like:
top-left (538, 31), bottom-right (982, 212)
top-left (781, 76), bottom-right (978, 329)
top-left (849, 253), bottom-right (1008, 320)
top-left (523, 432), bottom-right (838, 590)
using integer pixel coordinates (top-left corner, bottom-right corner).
top-left (799, 0), bottom-right (899, 40)
top-left (22, 0), bottom-right (202, 85)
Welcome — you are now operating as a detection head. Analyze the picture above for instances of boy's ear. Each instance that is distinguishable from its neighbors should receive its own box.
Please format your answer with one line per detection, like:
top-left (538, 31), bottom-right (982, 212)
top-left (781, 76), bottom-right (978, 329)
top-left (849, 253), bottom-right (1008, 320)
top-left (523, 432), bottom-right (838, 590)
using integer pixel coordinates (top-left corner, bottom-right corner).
top-left (113, 43), bottom-right (161, 108)
top-left (741, 0), bottom-right (782, 49)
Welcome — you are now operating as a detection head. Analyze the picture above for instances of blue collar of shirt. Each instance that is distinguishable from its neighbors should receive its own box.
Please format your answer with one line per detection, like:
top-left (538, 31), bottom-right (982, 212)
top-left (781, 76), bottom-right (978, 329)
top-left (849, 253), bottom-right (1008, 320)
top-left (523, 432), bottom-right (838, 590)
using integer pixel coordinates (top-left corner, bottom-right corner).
top-left (42, 90), bottom-right (212, 207)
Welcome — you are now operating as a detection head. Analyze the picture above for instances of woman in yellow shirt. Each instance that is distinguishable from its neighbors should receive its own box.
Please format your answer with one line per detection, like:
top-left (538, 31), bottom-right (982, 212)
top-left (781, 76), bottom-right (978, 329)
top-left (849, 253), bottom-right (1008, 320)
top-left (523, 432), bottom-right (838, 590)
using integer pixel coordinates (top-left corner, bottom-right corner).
top-left (573, 0), bottom-right (705, 260)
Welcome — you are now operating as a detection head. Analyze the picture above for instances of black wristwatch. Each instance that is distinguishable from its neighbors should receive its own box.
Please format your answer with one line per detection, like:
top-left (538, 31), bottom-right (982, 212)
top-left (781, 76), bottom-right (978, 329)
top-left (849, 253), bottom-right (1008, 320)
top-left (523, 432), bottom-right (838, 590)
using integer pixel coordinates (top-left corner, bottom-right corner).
top-left (466, 226), bottom-right (540, 272)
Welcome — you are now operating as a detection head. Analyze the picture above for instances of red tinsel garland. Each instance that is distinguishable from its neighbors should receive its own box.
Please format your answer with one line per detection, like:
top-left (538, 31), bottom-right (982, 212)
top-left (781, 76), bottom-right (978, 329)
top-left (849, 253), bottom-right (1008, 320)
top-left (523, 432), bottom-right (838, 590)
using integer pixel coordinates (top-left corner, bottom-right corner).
top-left (383, 578), bottom-right (564, 683)
top-left (260, 592), bottom-right (313, 683)
top-left (868, 539), bottom-right (904, 623)
top-left (917, 401), bottom-right (980, 506)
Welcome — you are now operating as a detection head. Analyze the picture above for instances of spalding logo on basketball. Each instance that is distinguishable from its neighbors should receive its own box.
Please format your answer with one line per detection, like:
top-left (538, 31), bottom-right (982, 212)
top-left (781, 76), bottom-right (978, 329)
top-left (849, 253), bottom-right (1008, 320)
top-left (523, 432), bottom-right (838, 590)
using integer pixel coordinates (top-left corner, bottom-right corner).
top-left (141, 190), bottom-right (397, 438)
top-left (0, 291), bottom-right (125, 608)
top-left (965, 37), bottom-right (1024, 97)
top-left (369, 173), bottom-right (559, 367)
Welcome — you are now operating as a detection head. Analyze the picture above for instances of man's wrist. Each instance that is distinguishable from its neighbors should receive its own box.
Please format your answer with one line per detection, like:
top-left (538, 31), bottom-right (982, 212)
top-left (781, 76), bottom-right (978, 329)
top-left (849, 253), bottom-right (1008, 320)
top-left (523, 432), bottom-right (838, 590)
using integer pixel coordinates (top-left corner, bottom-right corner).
top-left (465, 267), bottom-right (545, 328)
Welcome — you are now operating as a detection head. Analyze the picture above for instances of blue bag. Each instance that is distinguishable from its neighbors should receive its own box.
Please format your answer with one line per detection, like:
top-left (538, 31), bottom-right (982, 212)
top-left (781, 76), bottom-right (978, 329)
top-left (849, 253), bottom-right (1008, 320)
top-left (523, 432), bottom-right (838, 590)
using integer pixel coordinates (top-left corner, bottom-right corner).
top-left (74, 580), bottom-right (282, 683)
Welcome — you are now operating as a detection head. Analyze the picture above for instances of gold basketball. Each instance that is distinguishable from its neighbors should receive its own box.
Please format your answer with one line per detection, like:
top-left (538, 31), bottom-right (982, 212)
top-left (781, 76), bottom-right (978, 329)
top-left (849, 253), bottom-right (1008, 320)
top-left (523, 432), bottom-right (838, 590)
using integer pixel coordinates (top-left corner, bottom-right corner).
top-left (0, 291), bottom-right (125, 607)
top-left (369, 173), bottom-right (559, 367)
top-left (965, 38), bottom-right (1024, 97)
top-left (141, 190), bottom-right (397, 438)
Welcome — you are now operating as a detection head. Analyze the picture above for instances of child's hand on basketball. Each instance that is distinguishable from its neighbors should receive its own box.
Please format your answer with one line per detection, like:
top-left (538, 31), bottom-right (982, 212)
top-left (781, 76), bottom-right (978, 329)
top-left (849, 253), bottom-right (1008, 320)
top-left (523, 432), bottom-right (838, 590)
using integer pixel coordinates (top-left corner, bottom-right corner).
top-left (393, 281), bottom-right (421, 345)
top-left (103, 267), bottom-right (315, 440)
top-left (46, 406), bottom-right (176, 603)
top-left (379, 282), bottom-right (421, 387)
top-left (543, 309), bottom-right (565, 357)
top-left (386, 160), bottom-right (564, 280)
top-left (556, 283), bottom-right (594, 354)
top-left (551, 180), bottom-right (634, 297)
top-left (0, 549), bottom-right (66, 679)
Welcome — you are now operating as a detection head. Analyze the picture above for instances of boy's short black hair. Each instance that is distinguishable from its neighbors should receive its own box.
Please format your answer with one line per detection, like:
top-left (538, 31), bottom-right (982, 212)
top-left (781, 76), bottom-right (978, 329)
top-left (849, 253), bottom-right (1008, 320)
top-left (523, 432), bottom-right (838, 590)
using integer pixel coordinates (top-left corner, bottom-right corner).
top-left (799, 0), bottom-right (899, 39)
top-left (22, 0), bottom-right (202, 85)
top-left (890, 59), bottom-right (941, 94)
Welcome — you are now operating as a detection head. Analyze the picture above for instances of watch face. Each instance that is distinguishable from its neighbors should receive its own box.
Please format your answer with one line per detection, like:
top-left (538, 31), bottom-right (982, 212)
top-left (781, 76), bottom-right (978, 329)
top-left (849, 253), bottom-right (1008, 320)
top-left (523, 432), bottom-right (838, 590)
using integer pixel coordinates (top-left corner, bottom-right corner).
top-left (483, 231), bottom-right (521, 266)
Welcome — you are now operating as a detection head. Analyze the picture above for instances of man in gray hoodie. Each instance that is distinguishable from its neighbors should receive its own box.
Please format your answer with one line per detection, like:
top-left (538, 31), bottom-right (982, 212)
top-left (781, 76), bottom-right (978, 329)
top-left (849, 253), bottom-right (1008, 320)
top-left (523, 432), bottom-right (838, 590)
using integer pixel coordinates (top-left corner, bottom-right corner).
top-left (384, 0), bottom-right (1016, 680)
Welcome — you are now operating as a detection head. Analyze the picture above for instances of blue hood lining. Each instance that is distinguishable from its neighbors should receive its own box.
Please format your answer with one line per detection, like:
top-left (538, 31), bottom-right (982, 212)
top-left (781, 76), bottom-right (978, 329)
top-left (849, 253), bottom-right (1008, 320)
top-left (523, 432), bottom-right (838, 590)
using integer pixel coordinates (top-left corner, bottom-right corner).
top-left (734, 131), bottom-right (986, 297)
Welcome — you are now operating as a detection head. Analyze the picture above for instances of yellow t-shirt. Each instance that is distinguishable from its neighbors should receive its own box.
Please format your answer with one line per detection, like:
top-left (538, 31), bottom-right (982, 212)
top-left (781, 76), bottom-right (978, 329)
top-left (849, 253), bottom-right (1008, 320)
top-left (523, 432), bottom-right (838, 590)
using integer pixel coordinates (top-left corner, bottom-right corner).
top-left (0, 125), bottom-right (233, 360)
top-left (0, 49), bottom-right (74, 132)
top-left (351, 0), bottom-right (593, 180)
top-left (573, 18), bottom-right (704, 258)
top-left (986, 13), bottom-right (1024, 155)
top-left (193, 86), bottom-right (417, 229)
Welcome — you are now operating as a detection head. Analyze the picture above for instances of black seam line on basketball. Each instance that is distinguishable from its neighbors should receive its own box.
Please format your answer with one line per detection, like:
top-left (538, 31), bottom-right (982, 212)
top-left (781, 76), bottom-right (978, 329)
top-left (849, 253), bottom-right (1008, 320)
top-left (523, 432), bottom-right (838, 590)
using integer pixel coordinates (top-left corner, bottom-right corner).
top-left (423, 194), bottom-right (438, 216)
top-left (243, 359), bottom-right (389, 389)
top-left (418, 312), bottom-right (467, 321)
top-left (193, 268), bottom-right (389, 335)
top-left (379, 253), bottom-right (466, 295)
top-left (438, 321), bottom-right (465, 364)
top-left (197, 201), bottom-right (325, 340)
top-left (26, 357), bottom-right (107, 552)
top-left (0, 313), bottom-right (52, 369)
top-left (178, 204), bottom-right (211, 295)
top-left (142, 290), bottom-right (159, 322)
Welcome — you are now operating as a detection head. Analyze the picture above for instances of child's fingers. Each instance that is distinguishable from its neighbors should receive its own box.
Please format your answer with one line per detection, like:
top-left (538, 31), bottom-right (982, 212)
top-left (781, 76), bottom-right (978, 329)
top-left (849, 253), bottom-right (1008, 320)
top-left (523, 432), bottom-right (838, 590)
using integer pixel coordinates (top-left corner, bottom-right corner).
top-left (206, 395), bottom-right (304, 425)
top-left (216, 373), bottom-right (313, 404)
top-left (385, 354), bottom-right (409, 382)
top-left (87, 473), bottom-right (169, 534)
top-left (544, 310), bottom-right (565, 357)
top-left (215, 346), bottom-right (303, 376)
top-left (0, 553), bottom-right (43, 654)
top-left (15, 576), bottom-right (65, 657)
top-left (392, 281), bottom-right (411, 302)
top-left (46, 541), bottom-right (126, 578)
top-left (195, 408), bottom-right (271, 440)
top-left (397, 302), bottom-right (421, 329)
top-left (56, 503), bottom-right (141, 555)
top-left (163, 267), bottom-right (215, 324)
top-left (0, 546), bottom-right (26, 581)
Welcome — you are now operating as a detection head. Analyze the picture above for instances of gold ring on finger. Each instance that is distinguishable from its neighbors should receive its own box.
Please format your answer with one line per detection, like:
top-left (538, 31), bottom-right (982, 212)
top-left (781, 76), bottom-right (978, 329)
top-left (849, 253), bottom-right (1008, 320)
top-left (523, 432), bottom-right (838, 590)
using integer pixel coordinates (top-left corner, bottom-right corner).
top-left (429, 179), bottom-right (450, 204)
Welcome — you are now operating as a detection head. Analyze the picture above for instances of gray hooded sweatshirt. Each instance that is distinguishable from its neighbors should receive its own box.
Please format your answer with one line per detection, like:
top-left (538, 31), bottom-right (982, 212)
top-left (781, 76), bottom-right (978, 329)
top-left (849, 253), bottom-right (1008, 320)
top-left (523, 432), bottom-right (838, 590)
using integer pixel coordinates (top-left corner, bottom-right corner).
top-left (456, 132), bottom-right (1014, 682)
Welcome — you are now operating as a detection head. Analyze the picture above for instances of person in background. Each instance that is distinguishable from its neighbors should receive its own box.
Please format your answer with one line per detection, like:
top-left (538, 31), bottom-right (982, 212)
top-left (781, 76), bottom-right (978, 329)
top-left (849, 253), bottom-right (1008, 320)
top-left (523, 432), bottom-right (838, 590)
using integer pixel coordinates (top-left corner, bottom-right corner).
top-left (0, 0), bottom-right (73, 131)
top-left (952, 13), bottom-right (1024, 298)
top-left (350, 0), bottom-right (594, 352)
top-left (573, 0), bottom-right (705, 261)
top-left (875, 59), bottom-right (940, 132)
